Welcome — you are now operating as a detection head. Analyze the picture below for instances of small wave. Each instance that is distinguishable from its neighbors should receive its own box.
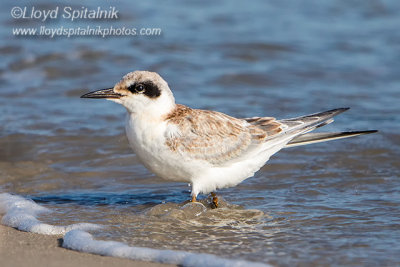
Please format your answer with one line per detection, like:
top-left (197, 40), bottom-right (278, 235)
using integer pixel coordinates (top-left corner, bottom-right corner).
top-left (0, 192), bottom-right (270, 266)
top-left (146, 199), bottom-right (266, 228)
top-left (0, 193), bottom-right (100, 235)
top-left (63, 229), bottom-right (270, 267)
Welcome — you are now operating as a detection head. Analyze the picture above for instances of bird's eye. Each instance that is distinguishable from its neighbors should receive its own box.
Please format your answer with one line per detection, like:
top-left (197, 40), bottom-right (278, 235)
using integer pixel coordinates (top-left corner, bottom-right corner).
top-left (135, 84), bottom-right (145, 93)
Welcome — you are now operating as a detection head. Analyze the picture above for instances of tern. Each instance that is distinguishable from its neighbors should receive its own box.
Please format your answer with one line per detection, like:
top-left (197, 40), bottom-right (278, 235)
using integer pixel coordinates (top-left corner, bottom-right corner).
top-left (81, 71), bottom-right (376, 207)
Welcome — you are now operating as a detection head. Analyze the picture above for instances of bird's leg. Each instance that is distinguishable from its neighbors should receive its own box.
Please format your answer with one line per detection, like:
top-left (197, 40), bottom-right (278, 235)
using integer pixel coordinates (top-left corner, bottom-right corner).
top-left (210, 192), bottom-right (218, 208)
top-left (191, 195), bottom-right (197, 202)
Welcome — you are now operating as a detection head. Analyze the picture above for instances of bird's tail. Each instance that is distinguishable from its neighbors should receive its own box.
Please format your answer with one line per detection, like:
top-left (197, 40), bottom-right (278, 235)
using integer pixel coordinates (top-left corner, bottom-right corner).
top-left (285, 130), bottom-right (377, 148)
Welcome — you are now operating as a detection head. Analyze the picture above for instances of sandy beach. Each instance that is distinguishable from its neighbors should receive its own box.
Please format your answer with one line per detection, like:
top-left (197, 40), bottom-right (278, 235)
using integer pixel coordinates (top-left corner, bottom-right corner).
top-left (0, 222), bottom-right (175, 267)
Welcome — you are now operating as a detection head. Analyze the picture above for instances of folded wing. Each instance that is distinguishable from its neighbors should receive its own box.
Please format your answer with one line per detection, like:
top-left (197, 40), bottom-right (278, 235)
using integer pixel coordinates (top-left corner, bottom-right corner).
top-left (165, 105), bottom-right (282, 165)
top-left (165, 106), bottom-right (375, 166)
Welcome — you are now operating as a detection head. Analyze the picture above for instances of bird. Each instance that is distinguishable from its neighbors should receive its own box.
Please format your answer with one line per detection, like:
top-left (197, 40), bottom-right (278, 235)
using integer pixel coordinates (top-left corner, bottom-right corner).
top-left (81, 70), bottom-right (377, 208)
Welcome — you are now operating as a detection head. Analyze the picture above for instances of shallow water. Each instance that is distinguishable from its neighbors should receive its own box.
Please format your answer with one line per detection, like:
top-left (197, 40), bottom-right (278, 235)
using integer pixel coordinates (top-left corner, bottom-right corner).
top-left (1, 0), bottom-right (400, 266)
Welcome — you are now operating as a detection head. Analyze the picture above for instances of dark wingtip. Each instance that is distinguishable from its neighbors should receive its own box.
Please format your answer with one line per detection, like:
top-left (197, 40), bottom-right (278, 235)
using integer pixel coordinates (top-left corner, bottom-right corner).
top-left (343, 130), bottom-right (378, 135)
top-left (332, 107), bottom-right (350, 111)
top-left (311, 107), bottom-right (350, 118)
top-left (335, 107), bottom-right (350, 113)
top-left (80, 92), bottom-right (91, 98)
top-left (359, 130), bottom-right (378, 134)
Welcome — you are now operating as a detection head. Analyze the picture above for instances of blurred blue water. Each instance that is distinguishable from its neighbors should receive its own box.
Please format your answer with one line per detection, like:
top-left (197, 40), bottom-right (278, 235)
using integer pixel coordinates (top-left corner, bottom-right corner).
top-left (1, 0), bottom-right (399, 136)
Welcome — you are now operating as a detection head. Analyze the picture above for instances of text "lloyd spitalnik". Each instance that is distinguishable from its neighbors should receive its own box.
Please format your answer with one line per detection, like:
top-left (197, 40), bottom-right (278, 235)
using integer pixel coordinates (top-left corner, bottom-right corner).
top-left (14, 6), bottom-right (119, 22)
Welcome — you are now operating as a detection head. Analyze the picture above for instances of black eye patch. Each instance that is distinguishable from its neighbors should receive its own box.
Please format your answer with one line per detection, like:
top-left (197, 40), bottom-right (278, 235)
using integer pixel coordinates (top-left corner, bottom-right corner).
top-left (127, 81), bottom-right (161, 98)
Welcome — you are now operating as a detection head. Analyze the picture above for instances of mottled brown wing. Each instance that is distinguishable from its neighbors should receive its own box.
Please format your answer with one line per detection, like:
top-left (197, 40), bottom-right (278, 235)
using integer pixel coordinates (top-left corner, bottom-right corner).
top-left (245, 108), bottom-right (352, 143)
top-left (244, 117), bottom-right (283, 138)
top-left (165, 105), bottom-right (281, 165)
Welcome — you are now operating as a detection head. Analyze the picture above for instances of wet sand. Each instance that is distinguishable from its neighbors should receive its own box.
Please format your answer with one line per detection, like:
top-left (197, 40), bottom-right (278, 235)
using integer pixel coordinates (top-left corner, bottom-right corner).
top-left (0, 220), bottom-right (175, 267)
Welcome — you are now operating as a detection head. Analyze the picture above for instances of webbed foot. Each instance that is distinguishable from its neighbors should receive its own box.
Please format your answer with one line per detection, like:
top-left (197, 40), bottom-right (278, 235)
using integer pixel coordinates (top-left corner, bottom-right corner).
top-left (210, 192), bottom-right (218, 209)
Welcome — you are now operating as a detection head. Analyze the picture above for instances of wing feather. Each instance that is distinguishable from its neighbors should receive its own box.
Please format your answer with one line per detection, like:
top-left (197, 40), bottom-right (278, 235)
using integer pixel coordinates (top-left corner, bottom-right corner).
top-left (165, 106), bottom-right (349, 166)
top-left (165, 105), bottom-right (282, 165)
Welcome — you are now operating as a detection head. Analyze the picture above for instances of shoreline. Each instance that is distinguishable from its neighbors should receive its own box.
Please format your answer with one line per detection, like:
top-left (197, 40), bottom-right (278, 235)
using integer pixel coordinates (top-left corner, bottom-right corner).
top-left (0, 222), bottom-right (175, 267)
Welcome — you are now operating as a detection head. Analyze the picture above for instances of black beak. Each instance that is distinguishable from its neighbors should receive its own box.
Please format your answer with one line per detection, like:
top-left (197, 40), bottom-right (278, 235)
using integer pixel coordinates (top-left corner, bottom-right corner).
top-left (80, 88), bottom-right (122, 99)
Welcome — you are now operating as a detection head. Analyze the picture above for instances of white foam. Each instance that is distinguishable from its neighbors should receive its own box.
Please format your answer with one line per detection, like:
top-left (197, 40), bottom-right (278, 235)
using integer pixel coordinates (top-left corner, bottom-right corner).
top-left (0, 193), bottom-right (100, 235)
top-left (63, 229), bottom-right (270, 267)
top-left (0, 193), bottom-right (271, 266)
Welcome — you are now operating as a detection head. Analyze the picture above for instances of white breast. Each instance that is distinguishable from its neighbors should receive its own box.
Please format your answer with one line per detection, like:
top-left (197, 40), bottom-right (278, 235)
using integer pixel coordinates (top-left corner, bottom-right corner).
top-left (125, 114), bottom-right (202, 182)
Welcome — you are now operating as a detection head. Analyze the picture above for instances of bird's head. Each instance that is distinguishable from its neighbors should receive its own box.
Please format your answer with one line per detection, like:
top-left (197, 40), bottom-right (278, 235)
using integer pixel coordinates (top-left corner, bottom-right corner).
top-left (81, 71), bottom-right (176, 119)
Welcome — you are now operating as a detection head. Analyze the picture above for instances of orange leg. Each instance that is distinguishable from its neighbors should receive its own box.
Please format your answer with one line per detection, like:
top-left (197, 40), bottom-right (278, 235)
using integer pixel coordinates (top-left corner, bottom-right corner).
top-left (191, 195), bottom-right (197, 202)
top-left (210, 192), bottom-right (218, 208)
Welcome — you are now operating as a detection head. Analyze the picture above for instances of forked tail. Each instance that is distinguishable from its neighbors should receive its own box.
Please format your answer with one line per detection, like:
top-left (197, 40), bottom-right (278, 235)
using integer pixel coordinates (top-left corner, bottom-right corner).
top-left (276, 107), bottom-right (377, 148)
